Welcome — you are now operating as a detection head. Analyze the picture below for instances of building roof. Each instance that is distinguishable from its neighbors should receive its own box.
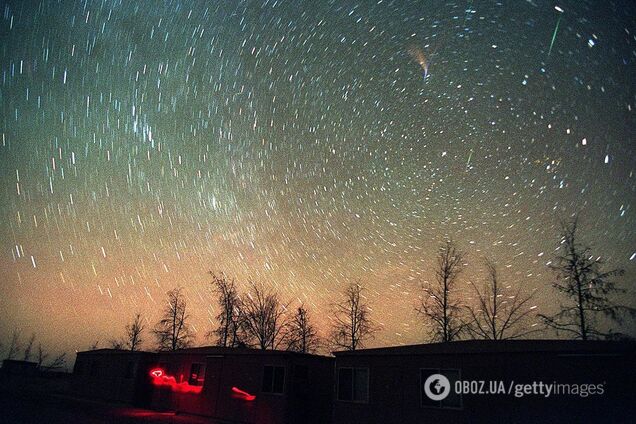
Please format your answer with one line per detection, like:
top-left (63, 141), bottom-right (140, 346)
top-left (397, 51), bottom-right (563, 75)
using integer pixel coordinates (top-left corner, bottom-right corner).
top-left (77, 346), bottom-right (331, 359)
top-left (156, 346), bottom-right (331, 359)
top-left (76, 348), bottom-right (155, 355)
top-left (2, 359), bottom-right (38, 366)
top-left (333, 339), bottom-right (636, 357)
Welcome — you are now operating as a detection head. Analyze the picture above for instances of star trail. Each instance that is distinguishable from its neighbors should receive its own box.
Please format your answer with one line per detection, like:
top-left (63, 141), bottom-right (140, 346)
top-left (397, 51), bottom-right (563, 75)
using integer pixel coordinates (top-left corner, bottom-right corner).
top-left (1, 0), bottom-right (634, 356)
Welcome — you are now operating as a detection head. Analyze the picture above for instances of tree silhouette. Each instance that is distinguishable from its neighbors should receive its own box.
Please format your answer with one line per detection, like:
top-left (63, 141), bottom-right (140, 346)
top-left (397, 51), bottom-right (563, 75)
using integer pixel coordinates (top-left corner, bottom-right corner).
top-left (109, 339), bottom-right (124, 349)
top-left (112, 313), bottom-right (146, 350)
top-left (539, 217), bottom-right (635, 340)
top-left (417, 240), bottom-right (466, 342)
top-left (5, 330), bottom-right (21, 360)
top-left (284, 304), bottom-right (321, 353)
top-left (465, 259), bottom-right (538, 340)
top-left (36, 343), bottom-right (48, 368)
top-left (125, 313), bottom-right (145, 351)
top-left (22, 333), bottom-right (36, 361)
top-left (41, 352), bottom-right (67, 371)
top-left (153, 287), bottom-right (193, 351)
top-left (208, 272), bottom-right (245, 348)
top-left (330, 282), bottom-right (376, 351)
top-left (240, 282), bottom-right (289, 350)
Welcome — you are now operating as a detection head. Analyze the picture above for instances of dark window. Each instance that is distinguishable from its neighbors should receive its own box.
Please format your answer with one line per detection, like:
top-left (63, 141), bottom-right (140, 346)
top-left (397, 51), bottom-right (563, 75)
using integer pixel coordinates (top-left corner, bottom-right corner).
top-left (262, 365), bottom-right (285, 394)
top-left (188, 363), bottom-right (205, 386)
top-left (420, 368), bottom-right (462, 409)
top-left (124, 361), bottom-right (135, 379)
top-left (337, 368), bottom-right (368, 402)
top-left (442, 369), bottom-right (461, 408)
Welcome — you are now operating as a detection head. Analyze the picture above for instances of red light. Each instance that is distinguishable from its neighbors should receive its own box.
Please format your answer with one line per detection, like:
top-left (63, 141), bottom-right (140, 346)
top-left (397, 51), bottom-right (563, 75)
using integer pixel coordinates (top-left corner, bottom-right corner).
top-left (231, 386), bottom-right (256, 401)
top-left (149, 368), bottom-right (202, 394)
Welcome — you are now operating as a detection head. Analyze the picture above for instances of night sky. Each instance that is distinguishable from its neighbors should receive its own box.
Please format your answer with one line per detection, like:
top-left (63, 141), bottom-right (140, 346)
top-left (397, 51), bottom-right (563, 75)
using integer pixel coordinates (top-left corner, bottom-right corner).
top-left (1, 0), bottom-right (635, 357)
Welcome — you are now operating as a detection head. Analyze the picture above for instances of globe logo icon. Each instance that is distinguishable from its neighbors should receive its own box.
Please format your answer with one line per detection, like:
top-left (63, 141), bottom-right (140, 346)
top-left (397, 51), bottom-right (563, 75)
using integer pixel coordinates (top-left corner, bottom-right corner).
top-left (424, 373), bottom-right (451, 401)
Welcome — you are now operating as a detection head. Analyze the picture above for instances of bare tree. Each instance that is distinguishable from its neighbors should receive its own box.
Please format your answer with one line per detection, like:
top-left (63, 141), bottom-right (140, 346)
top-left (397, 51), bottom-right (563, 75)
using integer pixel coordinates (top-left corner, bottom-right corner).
top-left (284, 304), bottom-right (321, 353)
top-left (539, 217), bottom-right (635, 340)
top-left (111, 313), bottom-right (146, 350)
top-left (240, 282), bottom-right (289, 350)
top-left (125, 313), bottom-right (145, 351)
top-left (89, 340), bottom-right (100, 350)
top-left (5, 330), bottom-right (21, 360)
top-left (208, 272), bottom-right (245, 347)
top-left (22, 333), bottom-right (36, 361)
top-left (36, 343), bottom-right (48, 368)
top-left (41, 352), bottom-right (67, 371)
top-left (154, 287), bottom-right (194, 351)
top-left (109, 339), bottom-right (124, 349)
top-left (417, 240), bottom-right (466, 342)
top-left (465, 259), bottom-right (538, 340)
top-left (330, 282), bottom-right (376, 351)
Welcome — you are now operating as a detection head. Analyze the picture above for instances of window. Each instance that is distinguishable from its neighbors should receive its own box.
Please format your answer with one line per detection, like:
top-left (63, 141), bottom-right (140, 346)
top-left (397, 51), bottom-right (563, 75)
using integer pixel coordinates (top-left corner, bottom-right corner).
top-left (420, 368), bottom-right (462, 409)
top-left (262, 365), bottom-right (285, 394)
top-left (337, 367), bottom-right (369, 403)
top-left (188, 363), bottom-right (205, 386)
top-left (124, 361), bottom-right (135, 379)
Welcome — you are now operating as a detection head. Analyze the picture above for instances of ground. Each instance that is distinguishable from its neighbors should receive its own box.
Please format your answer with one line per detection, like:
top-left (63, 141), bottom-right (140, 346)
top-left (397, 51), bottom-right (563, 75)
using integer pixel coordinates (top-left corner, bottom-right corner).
top-left (0, 390), bottom-right (219, 424)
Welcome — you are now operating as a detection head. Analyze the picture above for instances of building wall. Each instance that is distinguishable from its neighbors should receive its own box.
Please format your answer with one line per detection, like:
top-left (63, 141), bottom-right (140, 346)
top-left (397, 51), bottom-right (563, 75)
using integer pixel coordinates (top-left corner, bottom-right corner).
top-left (333, 349), bottom-right (636, 424)
top-left (73, 351), bottom-right (154, 406)
top-left (149, 352), bottom-right (215, 416)
top-left (286, 355), bottom-right (334, 424)
top-left (148, 352), bottom-right (334, 424)
top-left (72, 344), bottom-right (634, 423)
top-left (209, 354), bottom-right (288, 424)
top-left (1, 360), bottom-right (38, 377)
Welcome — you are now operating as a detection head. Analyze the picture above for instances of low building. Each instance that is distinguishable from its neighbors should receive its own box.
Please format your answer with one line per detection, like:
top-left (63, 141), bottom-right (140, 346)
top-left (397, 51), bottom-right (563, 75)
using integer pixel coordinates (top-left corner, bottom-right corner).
top-left (73, 340), bottom-right (635, 423)
top-left (73, 349), bottom-right (156, 406)
top-left (73, 347), bottom-right (334, 424)
top-left (332, 340), bottom-right (636, 424)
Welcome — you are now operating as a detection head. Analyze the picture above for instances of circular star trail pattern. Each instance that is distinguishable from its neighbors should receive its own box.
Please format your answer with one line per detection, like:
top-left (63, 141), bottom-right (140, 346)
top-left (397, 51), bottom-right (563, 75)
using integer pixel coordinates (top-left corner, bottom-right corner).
top-left (1, 0), bottom-right (635, 354)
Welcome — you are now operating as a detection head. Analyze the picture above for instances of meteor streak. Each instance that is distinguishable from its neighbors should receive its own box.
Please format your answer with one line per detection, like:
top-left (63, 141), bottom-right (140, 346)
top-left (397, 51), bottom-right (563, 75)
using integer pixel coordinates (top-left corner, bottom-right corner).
top-left (548, 6), bottom-right (564, 56)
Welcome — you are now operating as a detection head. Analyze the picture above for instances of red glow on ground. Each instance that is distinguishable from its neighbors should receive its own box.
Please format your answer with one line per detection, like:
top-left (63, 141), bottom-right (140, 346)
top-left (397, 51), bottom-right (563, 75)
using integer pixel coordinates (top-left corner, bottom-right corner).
top-left (149, 368), bottom-right (203, 394)
top-left (231, 386), bottom-right (256, 401)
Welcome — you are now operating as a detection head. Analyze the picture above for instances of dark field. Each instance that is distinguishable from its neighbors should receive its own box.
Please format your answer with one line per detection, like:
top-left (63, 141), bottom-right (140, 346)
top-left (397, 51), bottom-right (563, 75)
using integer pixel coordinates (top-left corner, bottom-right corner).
top-left (0, 389), bottom-right (216, 424)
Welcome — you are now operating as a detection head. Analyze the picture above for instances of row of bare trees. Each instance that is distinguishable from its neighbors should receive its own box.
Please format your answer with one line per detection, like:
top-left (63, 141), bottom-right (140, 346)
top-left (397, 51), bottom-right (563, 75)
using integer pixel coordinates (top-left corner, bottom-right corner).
top-left (99, 216), bottom-right (633, 354)
top-left (417, 240), bottom-right (538, 342)
top-left (207, 275), bottom-right (292, 350)
top-left (208, 274), bottom-right (379, 352)
top-left (418, 217), bottom-right (634, 342)
top-left (2, 331), bottom-right (67, 370)
top-left (207, 274), bottom-right (323, 352)
top-left (145, 273), bottom-right (377, 353)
